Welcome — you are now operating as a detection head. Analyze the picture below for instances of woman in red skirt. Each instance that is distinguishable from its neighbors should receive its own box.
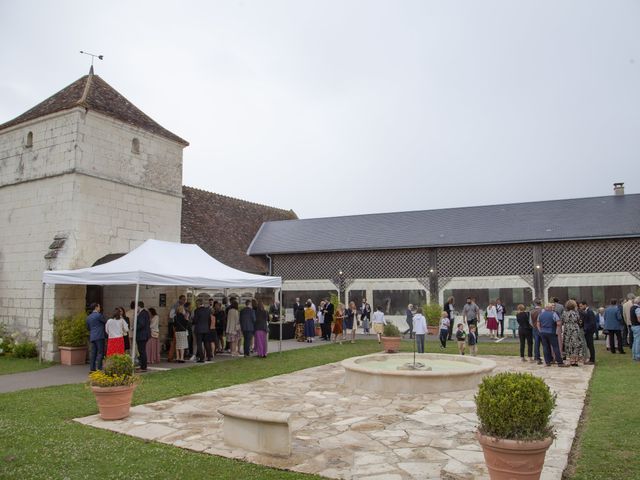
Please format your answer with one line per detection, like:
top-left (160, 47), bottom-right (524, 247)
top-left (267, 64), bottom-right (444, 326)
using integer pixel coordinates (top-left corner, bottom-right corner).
top-left (106, 308), bottom-right (128, 356)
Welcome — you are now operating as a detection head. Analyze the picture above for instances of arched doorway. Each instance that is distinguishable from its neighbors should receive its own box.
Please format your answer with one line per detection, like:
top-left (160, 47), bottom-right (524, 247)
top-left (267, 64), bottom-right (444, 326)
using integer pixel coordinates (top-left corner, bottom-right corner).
top-left (85, 253), bottom-right (126, 310)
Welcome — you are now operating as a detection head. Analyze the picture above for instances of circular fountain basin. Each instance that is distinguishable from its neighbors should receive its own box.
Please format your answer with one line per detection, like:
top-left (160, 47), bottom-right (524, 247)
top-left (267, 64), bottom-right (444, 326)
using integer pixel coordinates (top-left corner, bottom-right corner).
top-left (341, 353), bottom-right (496, 394)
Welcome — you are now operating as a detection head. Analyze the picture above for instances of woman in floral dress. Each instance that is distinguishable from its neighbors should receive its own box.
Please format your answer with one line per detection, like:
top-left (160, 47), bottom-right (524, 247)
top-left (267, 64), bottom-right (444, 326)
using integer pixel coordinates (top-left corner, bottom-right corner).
top-left (562, 300), bottom-right (583, 366)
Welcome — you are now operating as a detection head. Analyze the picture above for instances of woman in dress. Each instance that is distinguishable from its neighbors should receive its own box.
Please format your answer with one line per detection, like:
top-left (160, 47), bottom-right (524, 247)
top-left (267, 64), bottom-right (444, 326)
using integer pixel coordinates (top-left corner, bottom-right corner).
top-left (254, 302), bottom-right (269, 357)
top-left (304, 301), bottom-right (316, 342)
top-left (562, 300), bottom-right (583, 366)
top-left (118, 306), bottom-right (130, 352)
top-left (173, 306), bottom-right (189, 363)
top-left (294, 303), bottom-right (306, 342)
top-left (332, 303), bottom-right (344, 344)
top-left (105, 308), bottom-right (128, 356)
top-left (146, 307), bottom-right (161, 364)
top-left (225, 300), bottom-right (242, 356)
top-left (444, 297), bottom-right (455, 341)
top-left (214, 301), bottom-right (226, 353)
top-left (486, 301), bottom-right (499, 339)
top-left (344, 301), bottom-right (357, 344)
top-left (516, 304), bottom-right (533, 361)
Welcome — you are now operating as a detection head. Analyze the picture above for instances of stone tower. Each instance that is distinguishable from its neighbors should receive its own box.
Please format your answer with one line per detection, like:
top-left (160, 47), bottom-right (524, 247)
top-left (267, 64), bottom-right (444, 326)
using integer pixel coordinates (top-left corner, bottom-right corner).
top-left (0, 69), bottom-right (188, 359)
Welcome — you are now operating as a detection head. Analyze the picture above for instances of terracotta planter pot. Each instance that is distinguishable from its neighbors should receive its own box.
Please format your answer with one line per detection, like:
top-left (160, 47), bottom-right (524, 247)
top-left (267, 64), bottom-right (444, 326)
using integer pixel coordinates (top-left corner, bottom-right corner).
top-left (315, 326), bottom-right (322, 336)
top-left (476, 431), bottom-right (553, 480)
top-left (59, 346), bottom-right (88, 365)
top-left (381, 336), bottom-right (401, 353)
top-left (427, 325), bottom-right (439, 336)
top-left (92, 384), bottom-right (137, 420)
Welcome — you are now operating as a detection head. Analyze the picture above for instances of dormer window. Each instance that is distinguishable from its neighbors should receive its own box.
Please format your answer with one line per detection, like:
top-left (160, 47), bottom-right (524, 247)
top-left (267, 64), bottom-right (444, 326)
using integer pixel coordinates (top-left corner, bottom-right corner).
top-left (26, 131), bottom-right (33, 148)
top-left (131, 138), bottom-right (140, 154)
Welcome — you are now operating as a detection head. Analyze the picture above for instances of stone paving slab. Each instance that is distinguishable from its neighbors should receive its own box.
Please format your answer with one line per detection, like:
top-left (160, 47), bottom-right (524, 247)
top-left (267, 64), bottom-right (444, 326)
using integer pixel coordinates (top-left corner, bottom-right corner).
top-left (76, 356), bottom-right (593, 479)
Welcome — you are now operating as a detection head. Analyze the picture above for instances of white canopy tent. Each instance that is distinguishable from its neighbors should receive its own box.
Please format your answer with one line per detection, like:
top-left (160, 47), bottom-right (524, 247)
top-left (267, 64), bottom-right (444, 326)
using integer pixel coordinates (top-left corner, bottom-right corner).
top-left (40, 239), bottom-right (283, 362)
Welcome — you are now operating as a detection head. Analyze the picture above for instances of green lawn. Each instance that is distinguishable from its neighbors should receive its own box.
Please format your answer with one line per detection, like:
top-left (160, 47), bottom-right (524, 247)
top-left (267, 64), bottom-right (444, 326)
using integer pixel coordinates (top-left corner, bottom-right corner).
top-left (0, 355), bottom-right (53, 375)
top-left (0, 339), bottom-right (637, 479)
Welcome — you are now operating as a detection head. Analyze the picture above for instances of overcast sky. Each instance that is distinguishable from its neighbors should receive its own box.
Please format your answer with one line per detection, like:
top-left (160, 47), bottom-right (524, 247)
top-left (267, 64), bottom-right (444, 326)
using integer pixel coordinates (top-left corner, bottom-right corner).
top-left (1, 1), bottom-right (638, 218)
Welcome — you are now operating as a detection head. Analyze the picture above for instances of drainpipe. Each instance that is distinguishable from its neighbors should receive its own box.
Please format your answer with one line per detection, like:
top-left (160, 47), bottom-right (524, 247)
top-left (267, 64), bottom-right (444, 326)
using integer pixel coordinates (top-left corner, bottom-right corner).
top-left (266, 254), bottom-right (273, 276)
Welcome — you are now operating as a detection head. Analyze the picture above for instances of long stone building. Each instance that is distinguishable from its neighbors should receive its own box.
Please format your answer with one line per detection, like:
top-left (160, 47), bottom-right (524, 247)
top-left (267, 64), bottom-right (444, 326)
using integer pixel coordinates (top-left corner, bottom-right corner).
top-left (0, 70), bottom-right (294, 359)
top-left (248, 188), bottom-right (640, 319)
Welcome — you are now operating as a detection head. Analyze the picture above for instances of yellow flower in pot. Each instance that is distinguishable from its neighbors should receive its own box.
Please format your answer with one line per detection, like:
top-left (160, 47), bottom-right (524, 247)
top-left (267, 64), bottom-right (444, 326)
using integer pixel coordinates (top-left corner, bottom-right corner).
top-left (88, 354), bottom-right (140, 420)
top-left (475, 372), bottom-right (556, 480)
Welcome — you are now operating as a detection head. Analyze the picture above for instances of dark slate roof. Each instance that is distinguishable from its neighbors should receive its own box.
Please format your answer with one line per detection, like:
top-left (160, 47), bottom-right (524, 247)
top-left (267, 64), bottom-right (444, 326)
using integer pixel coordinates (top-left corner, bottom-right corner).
top-left (248, 194), bottom-right (640, 254)
top-left (181, 186), bottom-right (297, 274)
top-left (0, 70), bottom-right (189, 146)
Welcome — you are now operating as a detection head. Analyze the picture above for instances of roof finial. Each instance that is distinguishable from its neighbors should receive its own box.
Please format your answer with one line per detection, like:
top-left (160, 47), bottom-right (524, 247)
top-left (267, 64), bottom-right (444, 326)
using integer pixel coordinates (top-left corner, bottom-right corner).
top-left (79, 50), bottom-right (103, 74)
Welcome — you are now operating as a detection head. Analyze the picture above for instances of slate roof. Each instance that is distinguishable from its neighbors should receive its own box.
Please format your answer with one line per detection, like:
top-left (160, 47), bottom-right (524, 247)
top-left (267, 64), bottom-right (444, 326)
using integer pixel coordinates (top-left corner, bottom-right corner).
top-left (0, 69), bottom-right (189, 146)
top-left (181, 186), bottom-right (297, 274)
top-left (247, 194), bottom-right (640, 255)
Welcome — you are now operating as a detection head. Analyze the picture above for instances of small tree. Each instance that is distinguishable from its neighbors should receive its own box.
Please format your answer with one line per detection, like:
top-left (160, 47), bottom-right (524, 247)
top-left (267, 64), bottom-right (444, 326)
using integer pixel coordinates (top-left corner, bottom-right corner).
top-left (54, 312), bottom-right (89, 347)
top-left (423, 303), bottom-right (443, 327)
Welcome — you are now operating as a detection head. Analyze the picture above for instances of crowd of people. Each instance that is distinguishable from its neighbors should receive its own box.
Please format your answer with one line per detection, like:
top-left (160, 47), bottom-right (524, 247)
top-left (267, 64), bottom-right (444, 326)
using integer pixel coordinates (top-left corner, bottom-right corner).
top-left (292, 297), bottom-right (375, 344)
top-left (84, 291), bottom-right (640, 373)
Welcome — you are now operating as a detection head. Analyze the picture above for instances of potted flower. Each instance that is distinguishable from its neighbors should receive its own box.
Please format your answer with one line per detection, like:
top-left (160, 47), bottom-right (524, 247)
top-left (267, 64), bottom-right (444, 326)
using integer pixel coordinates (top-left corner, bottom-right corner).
top-left (54, 312), bottom-right (89, 365)
top-left (475, 372), bottom-right (556, 480)
top-left (88, 354), bottom-right (140, 420)
top-left (381, 323), bottom-right (401, 353)
top-left (423, 303), bottom-right (442, 335)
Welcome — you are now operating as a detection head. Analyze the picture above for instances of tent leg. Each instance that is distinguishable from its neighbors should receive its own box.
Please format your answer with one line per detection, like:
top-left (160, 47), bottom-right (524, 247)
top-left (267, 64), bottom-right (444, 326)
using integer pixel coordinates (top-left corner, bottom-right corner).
top-left (38, 283), bottom-right (45, 364)
top-left (131, 283), bottom-right (140, 364)
top-left (279, 288), bottom-right (282, 354)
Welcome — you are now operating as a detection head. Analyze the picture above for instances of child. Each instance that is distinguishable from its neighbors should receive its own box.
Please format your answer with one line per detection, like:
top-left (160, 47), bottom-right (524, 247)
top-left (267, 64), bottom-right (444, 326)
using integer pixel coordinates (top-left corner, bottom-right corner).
top-left (455, 323), bottom-right (466, 355)
top-left (371, 305), bottom-right (387, 343)
top-left (468, 324), bottom-right (478, 356)
top-left (439, 311), bottom-right (450, 349)
top-left (412, 307), bottom-right (427, 353)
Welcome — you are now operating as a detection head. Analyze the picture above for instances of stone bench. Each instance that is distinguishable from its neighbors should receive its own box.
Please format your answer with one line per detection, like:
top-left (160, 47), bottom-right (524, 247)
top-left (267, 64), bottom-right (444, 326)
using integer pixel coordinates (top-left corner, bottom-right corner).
top-left (217, 406), bottom-right (291, 457)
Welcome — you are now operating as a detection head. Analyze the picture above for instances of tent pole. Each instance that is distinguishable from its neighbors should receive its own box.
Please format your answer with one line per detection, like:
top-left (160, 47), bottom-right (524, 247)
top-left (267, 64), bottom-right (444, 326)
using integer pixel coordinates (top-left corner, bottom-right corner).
top-left (38, 283), bottom-right (45, 364)
top-left (279, 288), bottom-right (282, 353)
top-left (131, 283), bottom-right (140, 364)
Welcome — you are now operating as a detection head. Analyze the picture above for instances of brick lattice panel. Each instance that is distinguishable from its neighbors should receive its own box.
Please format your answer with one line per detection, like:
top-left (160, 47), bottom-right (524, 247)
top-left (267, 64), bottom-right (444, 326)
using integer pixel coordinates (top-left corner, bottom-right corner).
top-left (437, 244), bottom-right (534, 277)
top-left (543, 239), bottom-right (640, 274)
top-left (273, 249), bottom-right (430, 280)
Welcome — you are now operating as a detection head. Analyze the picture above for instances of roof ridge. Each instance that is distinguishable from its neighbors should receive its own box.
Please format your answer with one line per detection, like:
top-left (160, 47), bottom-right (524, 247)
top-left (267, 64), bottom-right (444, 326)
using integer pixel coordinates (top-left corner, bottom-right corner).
top-left (183, 185), bottom-right (296, 216)
top-left (77, 71), bottom-right (93, 107)
top-left (260, 192), bottom-right (640, 224)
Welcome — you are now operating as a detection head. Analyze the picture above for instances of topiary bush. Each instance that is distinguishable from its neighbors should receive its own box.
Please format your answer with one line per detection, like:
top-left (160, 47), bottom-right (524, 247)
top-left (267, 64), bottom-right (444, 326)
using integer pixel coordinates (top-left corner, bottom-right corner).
top-left (54, 312), bottom-right (89, 347)
top-left (382, 323), bottom-right (400, 337)
top-left (12, 341), bottom-right (38, 358)
top-left (422, 303), bottom-right (443, 327)
top-left (475, 372), bottom-right (556, 440)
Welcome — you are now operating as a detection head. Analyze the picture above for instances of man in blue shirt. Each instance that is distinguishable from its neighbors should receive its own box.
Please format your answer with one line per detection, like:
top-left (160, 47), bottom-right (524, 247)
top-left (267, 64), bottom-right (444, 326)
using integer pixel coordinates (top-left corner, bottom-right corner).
top-left (86, 303), bottom-right (106, 371)
top-left (537, 303), bottom-right (567, 367)
top-left (604, 299), bottom-right (625, 354)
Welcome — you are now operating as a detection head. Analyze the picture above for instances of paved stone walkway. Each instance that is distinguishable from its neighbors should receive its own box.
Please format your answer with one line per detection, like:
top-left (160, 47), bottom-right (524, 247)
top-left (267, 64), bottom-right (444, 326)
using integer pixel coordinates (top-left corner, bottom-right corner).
top-left (76, 355), bottom-right (593, 479)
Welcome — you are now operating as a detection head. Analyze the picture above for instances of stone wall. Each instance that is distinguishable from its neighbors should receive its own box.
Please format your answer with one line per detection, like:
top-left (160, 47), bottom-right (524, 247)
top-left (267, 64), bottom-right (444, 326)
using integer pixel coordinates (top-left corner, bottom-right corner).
top-left (0, 110), bottom-right (80, 187)
top-left (0, 109), bottom-right (185, 360)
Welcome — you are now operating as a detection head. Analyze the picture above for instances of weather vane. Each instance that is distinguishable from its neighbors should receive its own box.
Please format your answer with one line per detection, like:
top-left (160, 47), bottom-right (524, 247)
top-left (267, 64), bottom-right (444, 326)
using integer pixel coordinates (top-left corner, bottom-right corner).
top-left (80, 50), bottom-right (104, 68)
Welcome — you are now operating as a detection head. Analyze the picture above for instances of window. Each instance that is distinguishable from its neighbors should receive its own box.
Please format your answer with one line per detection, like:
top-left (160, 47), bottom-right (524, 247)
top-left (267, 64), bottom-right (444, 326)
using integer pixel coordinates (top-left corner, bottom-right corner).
top-left (372, 290), bottom-right (427, 315)
top-left (282, 290), bottom-right (335, 309)
top-left (26, 131), bottom-right (33, 148)
top-left (131, 138), bottom-right (140, 154)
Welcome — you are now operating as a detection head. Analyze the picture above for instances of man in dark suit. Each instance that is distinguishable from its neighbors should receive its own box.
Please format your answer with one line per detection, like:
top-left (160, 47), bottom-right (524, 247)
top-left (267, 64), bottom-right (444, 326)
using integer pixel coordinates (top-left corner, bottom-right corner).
top-left (135, 301), bottom-right (151, 372)
top-left (322, 299), bottom-right (334, 340)
top-left (193, 298), bottom-right (213, 362)
top-left (579, 301), bottom-right (597, 364)
top-left (86, 303), bottom-right (106, 371)
top-left (240, 300), bottom-right (256, 357)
